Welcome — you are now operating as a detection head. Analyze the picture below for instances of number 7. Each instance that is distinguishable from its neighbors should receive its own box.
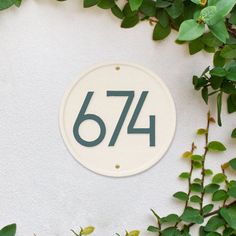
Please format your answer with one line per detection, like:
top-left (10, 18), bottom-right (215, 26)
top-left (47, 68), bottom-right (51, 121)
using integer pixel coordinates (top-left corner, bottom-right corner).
top-left (107, 91), bottom-right (134, 146)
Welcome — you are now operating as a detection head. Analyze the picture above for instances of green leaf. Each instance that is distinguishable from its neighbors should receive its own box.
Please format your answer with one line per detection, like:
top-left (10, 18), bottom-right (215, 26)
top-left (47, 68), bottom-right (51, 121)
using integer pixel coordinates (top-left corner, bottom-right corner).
top-left (210, 76), bottom-right (223, 90)
top-left (191, 183), bottom-right (203, 193)
top-left (189, 38), bottom-right (204, 55)
top-left (229, 158), bottom-right (236, 171)
top-left (232, 129), bottom-right (236, 138)
top-left (229, 181), bottom-right (236, 188)
top-left (97, 0), bottom-right (115, 9)
top-left (208, 0), bottom-right (218, 6)
top-left (204, 183), bottom-right (220, 193)
top-left (173, 191), bottom-right (188, 201)
top-left (226, 70), bottom-right (236, 82)
top-left (197, 129), bottom-right (207, 135)
top-left (192, 155), bottom-right (203, 161)
top-left (214, 0), bottom-right (236, 18)
top-left (226, 34), bottom-right (236, 45)
top-left (229, 9), bottom-right (236, 24)
top-left (227, 95), bottom-right (236, 113)
top-left (139, 0), bottom-right (156, 16)
top-left (212, 173), bottom-right (226, 184)
top-left (204, 45), bottom-right (215, 53)
top-left (202, 204), bottom-right (214, 215)
top-left (208, 141), bottom-right (226, 152)
top-left (182, 151), bottom-right (192, 158)
top-left (210, 67), bottom-right (226, 77)
top-left (81, 226), bottom-right (95, 235)
top-left (223, 228), bottom-right (234, 236)
top-left (213, 51), bottom-right (226, 67)
top-left (209, 21), bottom-right (229, 43)
top-left (191, 0), bottom-right (201, 5)
top-left (201, 32), bottom-right (222, 48)
top-left (212, 189), bottom-right (228, 201)
top-left (228, 186), bottom-right (236, 198)
top-left (181, 207), bottom-right (204, 224)
top-left (193, 161), bottom-right (202, 169)
top-left (121, 14), bottom-right (139, 28)
top-left (161, 227), bottom-right (181, 236)
top-left (156, 9), bottom-right (169, 27)
top-left (0, 224), bottom-right (16, 236)
top-left (201, 87), bottom-right (208, 104)
top-left (206, 232), bottom-right (221, 236)
top-left (0, 0), bottom-right (17, 10)
top-left (221, 46), bottom-right (236, 59)
top-left (178, 20), bottom-right (205, 41)
top-left (14, 0), bottom-right (21, 7)
top-left (129, 0), bottom-right (143, 11)
top-left (111, 5), bottom-right (124, 19)
top-left (220, 204), bottom-right (236, 229)
top-left (193, 75), bottom-right (208, 90)
top-left (153, 23), bottom-right (171, 40)
top-left (204, 215), bottom-right (225, 232)
top-left (147, 226), bottom-right (159, 232)
top-left (166, 0), bottom-right (183, 19)
top-left (123, 3), bottom-right (137, 17)
top-left (199, 6), bottom-right (218, 25)
top-left (199, 226), bottom-right (207, 236)
top-left (190, 195), bottom-right (201, 203)
top-left (156, 0), bottom-right (172, 8)
top-left (205, 169), bottom-right (213, 176)
top-left (127, 230), bottom-right (140, 236)
top-left (179, 172), bottom-right (190, 179)
top-left (194, 178), bottom-right (201, 183)
top-left (83, 0), bottom-right (99, 7)
top-left (161, 214), bottom-right (180, 224)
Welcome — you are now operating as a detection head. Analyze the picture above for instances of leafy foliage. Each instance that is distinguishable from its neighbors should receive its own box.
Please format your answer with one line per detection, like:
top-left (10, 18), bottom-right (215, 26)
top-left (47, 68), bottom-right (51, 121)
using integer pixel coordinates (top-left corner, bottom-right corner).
top-left (81, 0), bottom-right (236, 136)
top-left (4, 113), bottom-right (231, 236)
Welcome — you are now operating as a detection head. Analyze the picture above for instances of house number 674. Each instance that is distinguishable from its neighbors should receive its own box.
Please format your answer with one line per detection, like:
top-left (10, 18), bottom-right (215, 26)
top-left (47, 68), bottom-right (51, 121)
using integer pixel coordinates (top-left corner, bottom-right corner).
top-left (73, 91), bottom-right (156, 147)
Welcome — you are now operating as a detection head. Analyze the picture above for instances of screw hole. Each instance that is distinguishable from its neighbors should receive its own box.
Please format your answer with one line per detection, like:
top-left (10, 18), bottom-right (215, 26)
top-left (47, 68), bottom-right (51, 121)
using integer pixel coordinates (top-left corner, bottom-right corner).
top-left (115, 66), bottom-right (120, 71)
top-left (115, 164), bottom-right (120, 169)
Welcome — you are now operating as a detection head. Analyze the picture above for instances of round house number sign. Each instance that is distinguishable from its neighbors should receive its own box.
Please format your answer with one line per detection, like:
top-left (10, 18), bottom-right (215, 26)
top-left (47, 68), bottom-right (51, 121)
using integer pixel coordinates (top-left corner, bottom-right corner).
top-left (59, 63), bottom-right (176, 177)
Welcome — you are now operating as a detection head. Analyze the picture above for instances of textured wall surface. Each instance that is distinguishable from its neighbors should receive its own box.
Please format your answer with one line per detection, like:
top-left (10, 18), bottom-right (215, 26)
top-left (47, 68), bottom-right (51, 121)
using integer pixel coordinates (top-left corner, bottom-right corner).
top-left (0, 1), bottom-right (235, 235)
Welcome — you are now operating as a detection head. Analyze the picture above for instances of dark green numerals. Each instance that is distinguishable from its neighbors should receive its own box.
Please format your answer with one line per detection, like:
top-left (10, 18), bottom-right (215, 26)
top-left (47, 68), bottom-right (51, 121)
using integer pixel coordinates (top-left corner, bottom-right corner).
top-left (73, 91), bottom-right (156, 147)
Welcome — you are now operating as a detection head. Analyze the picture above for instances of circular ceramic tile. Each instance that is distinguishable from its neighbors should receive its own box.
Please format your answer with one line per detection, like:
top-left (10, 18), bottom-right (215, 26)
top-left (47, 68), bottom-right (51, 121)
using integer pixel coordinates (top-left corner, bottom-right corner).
top-left (59, 63), bottom-right (176, 177)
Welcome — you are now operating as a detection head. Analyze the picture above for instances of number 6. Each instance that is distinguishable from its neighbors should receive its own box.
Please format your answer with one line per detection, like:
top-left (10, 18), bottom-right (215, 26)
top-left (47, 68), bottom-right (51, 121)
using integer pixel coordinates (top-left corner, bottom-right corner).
top-left (73, 92), bottom-right (106, 147)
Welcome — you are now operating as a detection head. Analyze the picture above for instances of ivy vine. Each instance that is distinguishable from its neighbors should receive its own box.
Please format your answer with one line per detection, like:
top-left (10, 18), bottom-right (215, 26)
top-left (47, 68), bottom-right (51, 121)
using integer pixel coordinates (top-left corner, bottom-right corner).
top-left (82, 0), bottom-right (236, 133)
top-left (0, 0), bottom-right (236, 235)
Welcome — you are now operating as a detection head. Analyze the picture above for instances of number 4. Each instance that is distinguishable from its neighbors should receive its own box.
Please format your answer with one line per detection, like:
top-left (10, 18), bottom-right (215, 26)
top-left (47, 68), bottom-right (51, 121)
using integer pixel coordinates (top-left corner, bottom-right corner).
top-left (128, 91), bottom-right (155, 147)
top-left (107, 91), bottom-right (155, 147)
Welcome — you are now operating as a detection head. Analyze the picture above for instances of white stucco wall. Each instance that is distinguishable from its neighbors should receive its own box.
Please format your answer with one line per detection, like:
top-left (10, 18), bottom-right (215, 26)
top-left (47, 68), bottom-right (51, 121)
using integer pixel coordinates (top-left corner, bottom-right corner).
top-left (0, 1), bottom-right (235, 235)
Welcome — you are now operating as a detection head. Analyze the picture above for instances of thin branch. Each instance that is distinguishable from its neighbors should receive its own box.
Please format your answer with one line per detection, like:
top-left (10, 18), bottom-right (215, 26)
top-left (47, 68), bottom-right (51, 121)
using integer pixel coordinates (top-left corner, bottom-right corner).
top-left (185, 143), bottom-right (196, 208)
top-left (199, 111), bottom-right (211, 214)
top-left (175, 143), bottom-right (196, 228)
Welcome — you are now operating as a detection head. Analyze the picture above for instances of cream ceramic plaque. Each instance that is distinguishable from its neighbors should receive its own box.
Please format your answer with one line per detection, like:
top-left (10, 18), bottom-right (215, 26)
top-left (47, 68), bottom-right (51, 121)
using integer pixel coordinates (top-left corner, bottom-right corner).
top-left (59, 63), bottom-right (176, 177)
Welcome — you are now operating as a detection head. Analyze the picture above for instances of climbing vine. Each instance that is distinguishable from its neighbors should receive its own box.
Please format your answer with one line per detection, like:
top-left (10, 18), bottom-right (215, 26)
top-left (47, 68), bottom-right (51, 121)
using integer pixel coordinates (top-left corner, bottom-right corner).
top-left (0, 0), bottom-right (236, 235)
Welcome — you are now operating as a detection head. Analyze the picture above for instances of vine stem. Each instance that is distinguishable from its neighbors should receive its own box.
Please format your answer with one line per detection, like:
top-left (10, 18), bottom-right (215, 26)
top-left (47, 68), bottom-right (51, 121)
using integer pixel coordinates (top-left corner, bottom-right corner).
top-left (199, 111), bottom-right (211, 214)
top-left (175, 143), bottom-right (196, 228)
top-left (185, 143), bottom-right (196, 208)
top-left (227, 26), bottom-right (236, 38)
top-left (151, 209), bottom-right (162, 233)
top-left (71, 229), bottom-right (81, 236)
top-left (204, 201), bottom-right (236, 218)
